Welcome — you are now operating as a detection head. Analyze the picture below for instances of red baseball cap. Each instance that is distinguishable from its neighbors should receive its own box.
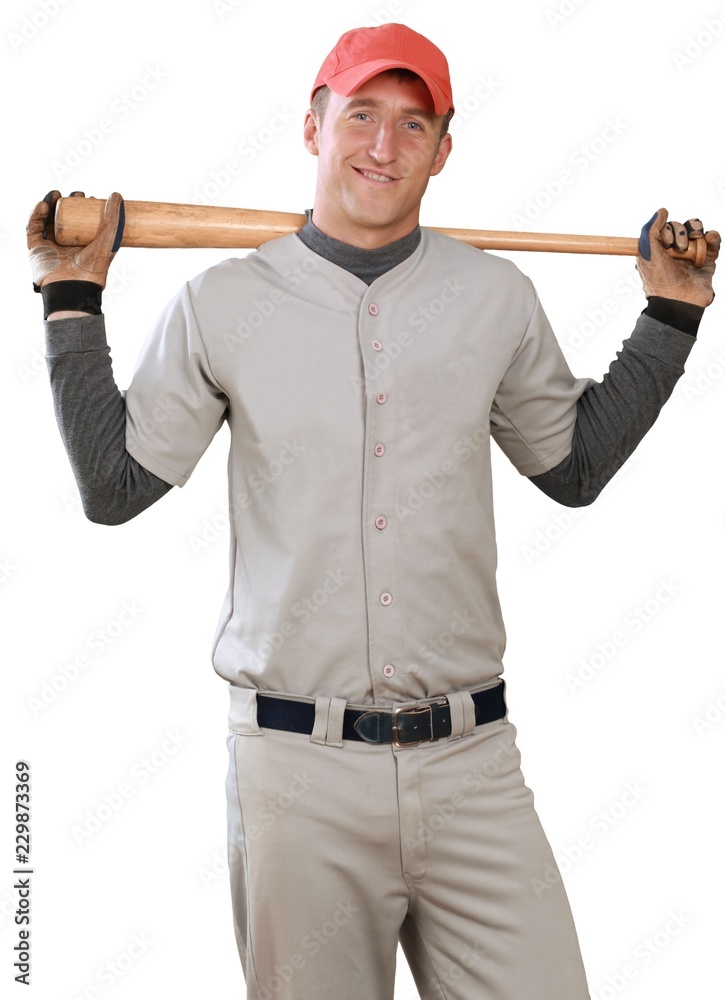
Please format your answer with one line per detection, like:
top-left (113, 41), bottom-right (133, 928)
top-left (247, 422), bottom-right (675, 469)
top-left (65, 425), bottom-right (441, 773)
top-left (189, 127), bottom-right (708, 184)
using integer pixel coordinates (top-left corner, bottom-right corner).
top-left (311, 23), bottom-right (454, 116)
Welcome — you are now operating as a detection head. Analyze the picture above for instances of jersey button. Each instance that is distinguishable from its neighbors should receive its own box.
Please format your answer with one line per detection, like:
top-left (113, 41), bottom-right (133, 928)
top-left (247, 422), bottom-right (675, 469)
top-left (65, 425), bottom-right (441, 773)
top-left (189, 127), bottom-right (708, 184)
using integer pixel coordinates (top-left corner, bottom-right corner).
top-left (374, 443), bottom-right (386, 457)
top-left (372, 340), bottom-right (383, 352)
top-left (383, 664), bottom-right (395, 678)
top-left (368, 303), bottom-right (380, 316)
top-left (376, 392), bottom-right (388, 404)
top-left (380, 592), bottom-right (393, 606)
top-left (375, 516), bottom-right (387, 530)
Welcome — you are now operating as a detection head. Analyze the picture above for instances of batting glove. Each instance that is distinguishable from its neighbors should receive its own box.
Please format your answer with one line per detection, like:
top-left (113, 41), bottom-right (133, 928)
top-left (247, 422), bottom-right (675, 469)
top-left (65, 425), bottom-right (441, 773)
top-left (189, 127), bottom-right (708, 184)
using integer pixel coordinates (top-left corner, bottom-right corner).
top-left (636, 207), bottom-right (719, 308)
top-left (27, 190), bottom-right (124, 317)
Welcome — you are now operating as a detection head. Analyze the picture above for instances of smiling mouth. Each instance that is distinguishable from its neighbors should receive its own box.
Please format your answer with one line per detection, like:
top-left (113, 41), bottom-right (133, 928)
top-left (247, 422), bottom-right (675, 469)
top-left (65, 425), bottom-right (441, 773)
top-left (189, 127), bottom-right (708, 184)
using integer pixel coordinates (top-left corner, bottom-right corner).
top-left (355, 168), bottom-right (397, 183)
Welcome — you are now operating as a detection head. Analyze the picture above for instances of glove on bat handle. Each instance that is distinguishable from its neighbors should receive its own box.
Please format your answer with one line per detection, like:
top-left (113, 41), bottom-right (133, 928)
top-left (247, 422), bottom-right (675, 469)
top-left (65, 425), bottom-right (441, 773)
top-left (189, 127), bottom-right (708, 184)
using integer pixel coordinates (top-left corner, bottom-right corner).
top-left (53, 197), bottom-right (709, 266)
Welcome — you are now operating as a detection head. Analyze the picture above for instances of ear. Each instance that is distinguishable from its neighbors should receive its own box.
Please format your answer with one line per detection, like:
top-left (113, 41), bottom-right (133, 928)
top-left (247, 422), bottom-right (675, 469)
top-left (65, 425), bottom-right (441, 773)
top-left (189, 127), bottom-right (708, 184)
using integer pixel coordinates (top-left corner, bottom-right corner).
top-left (303, 110), bottom-right (321, 156)
top-left (430, 132), bottom-right (452, 177)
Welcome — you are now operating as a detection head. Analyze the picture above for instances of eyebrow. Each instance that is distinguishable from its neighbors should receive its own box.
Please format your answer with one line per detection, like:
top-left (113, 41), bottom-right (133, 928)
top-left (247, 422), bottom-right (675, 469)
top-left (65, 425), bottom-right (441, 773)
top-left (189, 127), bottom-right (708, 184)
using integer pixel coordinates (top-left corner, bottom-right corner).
top-left (342, 97), bottom-right (437, 121)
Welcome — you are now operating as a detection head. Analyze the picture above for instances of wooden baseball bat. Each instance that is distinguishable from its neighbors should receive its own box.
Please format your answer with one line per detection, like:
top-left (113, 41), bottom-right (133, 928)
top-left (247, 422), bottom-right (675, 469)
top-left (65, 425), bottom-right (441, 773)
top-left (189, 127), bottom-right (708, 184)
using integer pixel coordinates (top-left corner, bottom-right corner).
top-left (53, 196), bottom-right (709, 266)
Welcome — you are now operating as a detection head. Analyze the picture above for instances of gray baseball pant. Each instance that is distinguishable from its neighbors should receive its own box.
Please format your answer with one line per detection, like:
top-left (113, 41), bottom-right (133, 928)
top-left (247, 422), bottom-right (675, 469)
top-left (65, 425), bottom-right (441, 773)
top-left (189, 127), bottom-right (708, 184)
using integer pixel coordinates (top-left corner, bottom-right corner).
top-left (225, 687), bottom-right (590, 999)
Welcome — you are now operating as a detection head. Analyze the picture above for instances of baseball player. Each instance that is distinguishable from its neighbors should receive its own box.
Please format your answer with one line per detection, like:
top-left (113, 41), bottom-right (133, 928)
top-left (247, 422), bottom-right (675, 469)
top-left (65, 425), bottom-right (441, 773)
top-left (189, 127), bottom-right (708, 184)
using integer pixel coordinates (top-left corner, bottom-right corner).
top-left (27, 22), bottom-right (719, 1000)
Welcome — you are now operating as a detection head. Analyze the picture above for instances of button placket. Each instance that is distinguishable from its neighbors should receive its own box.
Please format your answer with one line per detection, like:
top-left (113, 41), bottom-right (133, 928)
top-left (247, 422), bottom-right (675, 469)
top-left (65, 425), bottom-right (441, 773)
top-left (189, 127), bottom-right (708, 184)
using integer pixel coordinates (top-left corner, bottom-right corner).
top-left (357, 291), bottom-right (403, 699)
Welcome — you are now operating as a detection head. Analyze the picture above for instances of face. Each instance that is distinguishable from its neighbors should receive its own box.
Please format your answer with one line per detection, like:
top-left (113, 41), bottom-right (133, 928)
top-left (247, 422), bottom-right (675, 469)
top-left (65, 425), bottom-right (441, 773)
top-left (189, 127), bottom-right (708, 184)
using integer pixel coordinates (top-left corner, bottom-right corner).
top-left (303, 72), bottom-right (452, 249)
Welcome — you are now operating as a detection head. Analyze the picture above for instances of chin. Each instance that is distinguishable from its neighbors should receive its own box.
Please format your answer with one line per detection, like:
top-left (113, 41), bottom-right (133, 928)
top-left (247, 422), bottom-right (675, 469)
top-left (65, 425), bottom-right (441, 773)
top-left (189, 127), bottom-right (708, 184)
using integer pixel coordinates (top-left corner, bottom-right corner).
top-left (348, 202), bottom-right (407, 231)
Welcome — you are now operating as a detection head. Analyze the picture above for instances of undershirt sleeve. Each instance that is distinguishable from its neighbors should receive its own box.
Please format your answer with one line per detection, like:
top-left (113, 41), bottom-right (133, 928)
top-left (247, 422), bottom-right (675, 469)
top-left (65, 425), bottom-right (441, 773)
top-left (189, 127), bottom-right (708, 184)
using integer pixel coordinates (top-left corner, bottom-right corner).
top-left (44, 314), bottom-right (173, 525)
top-left (528, 301), bottom-right (702, 506)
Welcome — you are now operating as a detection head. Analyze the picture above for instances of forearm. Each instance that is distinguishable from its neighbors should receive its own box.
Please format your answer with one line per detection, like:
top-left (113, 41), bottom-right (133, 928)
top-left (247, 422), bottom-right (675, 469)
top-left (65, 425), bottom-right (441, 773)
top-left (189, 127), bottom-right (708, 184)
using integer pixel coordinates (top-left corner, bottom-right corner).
top-left (45, 314), bottom-right (172, 524)
top-left (528, 300), bottom-right (702, 506)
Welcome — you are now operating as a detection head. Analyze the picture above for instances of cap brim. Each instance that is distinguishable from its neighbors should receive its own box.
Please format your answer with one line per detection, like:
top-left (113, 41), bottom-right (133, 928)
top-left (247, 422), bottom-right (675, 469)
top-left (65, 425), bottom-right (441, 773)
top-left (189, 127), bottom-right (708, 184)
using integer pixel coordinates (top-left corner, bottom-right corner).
top-left (324, 58), bottom-right (453, 116)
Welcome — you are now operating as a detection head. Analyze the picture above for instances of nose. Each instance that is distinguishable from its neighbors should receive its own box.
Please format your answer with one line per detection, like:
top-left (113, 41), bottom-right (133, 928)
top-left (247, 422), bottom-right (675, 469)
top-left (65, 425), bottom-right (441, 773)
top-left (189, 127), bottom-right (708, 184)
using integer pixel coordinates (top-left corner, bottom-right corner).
top-left (368, 121), bottom-right (398, 164)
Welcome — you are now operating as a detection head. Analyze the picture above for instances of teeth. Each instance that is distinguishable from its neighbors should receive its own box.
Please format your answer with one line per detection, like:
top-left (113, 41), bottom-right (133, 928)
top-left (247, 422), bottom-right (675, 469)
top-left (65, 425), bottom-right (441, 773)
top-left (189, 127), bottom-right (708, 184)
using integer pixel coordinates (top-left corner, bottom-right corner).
top-left (360, 170), bottom-right (393, 182)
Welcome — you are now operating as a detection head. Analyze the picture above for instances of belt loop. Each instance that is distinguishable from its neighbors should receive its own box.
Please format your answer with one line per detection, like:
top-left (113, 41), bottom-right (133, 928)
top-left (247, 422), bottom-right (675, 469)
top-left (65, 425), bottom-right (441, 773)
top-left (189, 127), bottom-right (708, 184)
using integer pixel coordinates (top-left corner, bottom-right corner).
top-left (310, 697), bottom-right (332, 745)
top-left (310, 697), bottom-right (347, 747)
top-left (228, 686), bottom-right (263, 735)
top-left (447, 690), bottom-right (476, 740)
top-left (326, 697), bottom-right (347, 747)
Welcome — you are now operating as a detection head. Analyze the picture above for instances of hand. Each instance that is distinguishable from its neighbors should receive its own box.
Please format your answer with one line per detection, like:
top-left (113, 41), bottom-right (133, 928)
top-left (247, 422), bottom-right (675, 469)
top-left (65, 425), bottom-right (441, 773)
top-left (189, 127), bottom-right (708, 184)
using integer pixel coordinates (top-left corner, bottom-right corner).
top-left (636, 207), bottom-right (719, 308)
top-left (27, 190), bottom-right (124, 290)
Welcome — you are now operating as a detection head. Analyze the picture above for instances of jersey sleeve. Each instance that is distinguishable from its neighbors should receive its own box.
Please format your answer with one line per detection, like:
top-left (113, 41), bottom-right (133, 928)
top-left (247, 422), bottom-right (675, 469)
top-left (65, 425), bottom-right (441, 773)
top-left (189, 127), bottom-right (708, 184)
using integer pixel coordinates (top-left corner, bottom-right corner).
top-left (489, 285), bottom-right (592, 477)
top-left (124, 282), bottom-right (229, 486)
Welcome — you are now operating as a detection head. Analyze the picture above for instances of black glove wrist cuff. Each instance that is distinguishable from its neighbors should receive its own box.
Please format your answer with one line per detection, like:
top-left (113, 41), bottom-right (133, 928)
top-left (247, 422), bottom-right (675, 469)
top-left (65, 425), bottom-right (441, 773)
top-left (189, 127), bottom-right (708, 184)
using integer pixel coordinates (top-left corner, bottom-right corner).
top-left (38, 280), bottom-right (103, 320)
top-left (644, 296), bottom-right (705, 338)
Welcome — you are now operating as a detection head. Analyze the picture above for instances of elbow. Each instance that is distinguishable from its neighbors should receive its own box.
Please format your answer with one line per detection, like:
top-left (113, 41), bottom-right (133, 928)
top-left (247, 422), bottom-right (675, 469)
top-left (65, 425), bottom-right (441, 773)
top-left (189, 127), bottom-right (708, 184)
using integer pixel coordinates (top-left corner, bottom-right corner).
top-left (528, 448), bottom-right (615, 507)
top-left (528, 470), bottom-right (604, 507)
top-left (554, 486), bottom-right (601, 508)
top-left (82, 498), bottom-right (140, 526)
top-left (80, 482), bottom-right (171, 524)
top-left (84, 509), bottom-right (135, 526)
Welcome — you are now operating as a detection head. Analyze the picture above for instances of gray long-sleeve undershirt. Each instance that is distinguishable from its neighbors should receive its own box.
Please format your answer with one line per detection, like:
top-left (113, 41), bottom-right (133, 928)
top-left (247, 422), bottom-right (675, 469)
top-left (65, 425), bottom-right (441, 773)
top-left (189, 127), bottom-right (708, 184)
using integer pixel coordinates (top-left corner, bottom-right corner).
top-left (43, 220), bottom-right (700, 524)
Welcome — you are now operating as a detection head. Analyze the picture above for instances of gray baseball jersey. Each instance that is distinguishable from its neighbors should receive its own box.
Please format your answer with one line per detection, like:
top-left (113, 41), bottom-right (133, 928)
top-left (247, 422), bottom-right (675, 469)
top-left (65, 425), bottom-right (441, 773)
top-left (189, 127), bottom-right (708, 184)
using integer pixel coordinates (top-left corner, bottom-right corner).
top-left (124, 228), bottom-right (591, 705)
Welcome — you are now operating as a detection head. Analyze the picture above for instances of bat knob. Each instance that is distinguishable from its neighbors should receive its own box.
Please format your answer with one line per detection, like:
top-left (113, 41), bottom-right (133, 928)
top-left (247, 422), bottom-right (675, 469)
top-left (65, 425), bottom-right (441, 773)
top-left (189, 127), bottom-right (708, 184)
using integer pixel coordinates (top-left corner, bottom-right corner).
top-left (692, 234), bottom-right (708, 268)
top-left (669, 233), bottom-right (708, 268)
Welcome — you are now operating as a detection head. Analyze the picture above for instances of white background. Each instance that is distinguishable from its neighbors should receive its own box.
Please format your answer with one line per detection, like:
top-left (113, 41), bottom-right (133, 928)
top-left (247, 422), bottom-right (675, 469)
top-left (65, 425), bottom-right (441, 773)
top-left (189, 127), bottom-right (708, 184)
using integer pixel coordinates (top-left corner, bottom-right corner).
top-left (2, 0), bottom-right (724, 997)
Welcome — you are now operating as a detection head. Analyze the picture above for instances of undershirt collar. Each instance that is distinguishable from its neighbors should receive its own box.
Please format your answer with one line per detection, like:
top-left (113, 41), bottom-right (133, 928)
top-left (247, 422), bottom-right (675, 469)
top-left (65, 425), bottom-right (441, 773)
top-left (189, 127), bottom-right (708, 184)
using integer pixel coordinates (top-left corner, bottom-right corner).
top-left (297, 209), bottom-right (421, 285)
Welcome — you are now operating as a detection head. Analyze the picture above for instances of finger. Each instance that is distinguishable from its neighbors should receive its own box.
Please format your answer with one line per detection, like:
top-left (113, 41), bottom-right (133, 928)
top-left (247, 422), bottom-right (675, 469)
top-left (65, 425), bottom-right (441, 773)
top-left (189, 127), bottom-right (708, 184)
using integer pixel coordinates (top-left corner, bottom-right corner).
top-left (69, 191), bottom-right (86, 197)
top-left (26, 190), bottom-right (59, 247)
top-left (668, 221), bottom-right (689, 253)
top-left (76, 192), bottom-right (125, 273)
top-left (110, 192), bottom-right (125, 253)
top-left (705, 228), bottom-right (721, 262)
top-left (42, 189), bottom-right (61, 240)
top-left (96, 192), bottom-right (125, 255)
top-left (685, 218), bottom-right (704, 238)
top-left (26, 200), bottom-right (49, 248)
top-left (662, 222), bottom-right (675, 249)
top-left (638, 207), bottom-right (668, 260)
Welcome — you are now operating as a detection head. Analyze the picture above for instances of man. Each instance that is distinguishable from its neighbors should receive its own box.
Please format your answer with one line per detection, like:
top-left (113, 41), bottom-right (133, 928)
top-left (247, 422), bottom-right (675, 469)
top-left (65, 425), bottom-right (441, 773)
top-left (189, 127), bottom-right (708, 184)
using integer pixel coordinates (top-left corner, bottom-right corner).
top-left (27, 22), bottom-right (718, 1000)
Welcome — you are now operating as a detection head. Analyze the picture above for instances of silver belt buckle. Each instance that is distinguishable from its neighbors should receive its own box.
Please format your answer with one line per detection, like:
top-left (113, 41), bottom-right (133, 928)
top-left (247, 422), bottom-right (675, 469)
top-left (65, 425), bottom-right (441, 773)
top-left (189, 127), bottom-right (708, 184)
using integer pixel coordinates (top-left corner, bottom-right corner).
top-left (391, 698), bottom-right (447, 747)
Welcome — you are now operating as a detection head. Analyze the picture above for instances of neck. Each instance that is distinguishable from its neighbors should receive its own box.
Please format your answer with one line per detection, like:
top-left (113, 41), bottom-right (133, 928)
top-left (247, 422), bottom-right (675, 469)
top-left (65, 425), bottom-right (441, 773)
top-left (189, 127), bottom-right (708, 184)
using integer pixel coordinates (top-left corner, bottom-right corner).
top-left (298, 211), bottom-right (422, 286)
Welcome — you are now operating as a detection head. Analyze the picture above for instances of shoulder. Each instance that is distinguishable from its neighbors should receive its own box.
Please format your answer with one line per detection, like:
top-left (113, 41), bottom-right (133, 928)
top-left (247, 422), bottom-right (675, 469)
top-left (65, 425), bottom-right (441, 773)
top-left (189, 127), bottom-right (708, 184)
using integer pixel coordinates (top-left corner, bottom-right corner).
top-left (186, 234), bottom-right (309, 297)
top-left (419, 227), bottom-right (536, 305)
top-left (421, 228), bottom-right (531, 281)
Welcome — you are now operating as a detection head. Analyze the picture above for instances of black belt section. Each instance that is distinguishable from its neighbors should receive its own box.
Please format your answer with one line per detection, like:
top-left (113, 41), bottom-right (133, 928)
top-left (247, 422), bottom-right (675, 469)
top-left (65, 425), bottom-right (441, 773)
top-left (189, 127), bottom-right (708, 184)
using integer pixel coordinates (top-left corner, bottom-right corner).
top-left (255, 683), bottom-right (506, 746)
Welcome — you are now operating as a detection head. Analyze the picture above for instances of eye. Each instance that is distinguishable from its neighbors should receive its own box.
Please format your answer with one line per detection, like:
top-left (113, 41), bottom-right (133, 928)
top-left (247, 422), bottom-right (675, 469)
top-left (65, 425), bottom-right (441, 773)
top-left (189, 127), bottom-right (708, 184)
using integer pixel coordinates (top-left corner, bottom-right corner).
top-left (352, 112), bottom-right (372, 121)
top-left (403, 121), bottom-right (424, 131)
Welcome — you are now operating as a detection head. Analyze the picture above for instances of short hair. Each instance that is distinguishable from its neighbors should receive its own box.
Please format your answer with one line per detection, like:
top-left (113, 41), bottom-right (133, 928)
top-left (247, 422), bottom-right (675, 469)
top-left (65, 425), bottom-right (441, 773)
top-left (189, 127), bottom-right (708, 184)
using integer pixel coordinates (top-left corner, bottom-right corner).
top-left (311, 69), bottom-right (453, 140)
